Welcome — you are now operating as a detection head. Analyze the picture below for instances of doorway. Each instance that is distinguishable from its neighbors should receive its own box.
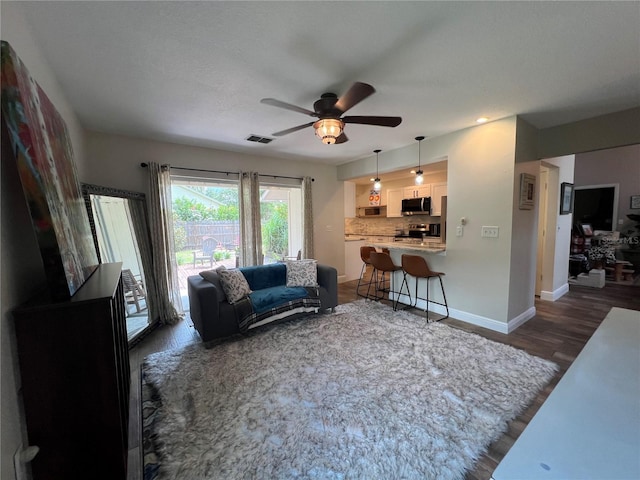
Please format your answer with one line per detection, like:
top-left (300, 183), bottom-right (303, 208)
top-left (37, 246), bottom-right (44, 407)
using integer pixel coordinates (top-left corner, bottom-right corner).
top-left (535, 163), bottom-right (560, 298)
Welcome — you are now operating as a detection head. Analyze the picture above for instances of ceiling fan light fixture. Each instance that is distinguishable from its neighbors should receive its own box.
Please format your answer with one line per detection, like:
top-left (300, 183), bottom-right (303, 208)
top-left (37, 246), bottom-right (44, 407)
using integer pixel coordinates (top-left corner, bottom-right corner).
top-left (314, 118), bottom-right (344, 144)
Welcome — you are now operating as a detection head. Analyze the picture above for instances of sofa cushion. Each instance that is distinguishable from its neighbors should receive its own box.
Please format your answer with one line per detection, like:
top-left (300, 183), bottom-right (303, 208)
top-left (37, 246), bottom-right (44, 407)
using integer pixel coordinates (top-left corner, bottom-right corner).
top-left (199, 269), bottom-right (226, 303)
top-left (240, 263), bottom-right (286, 290)
top-left (285, 259), bottom-right (318, 287)
top-left (216, 266), bottom-right (252, 304)
top-left (249, 285), bottom-right (311, 314)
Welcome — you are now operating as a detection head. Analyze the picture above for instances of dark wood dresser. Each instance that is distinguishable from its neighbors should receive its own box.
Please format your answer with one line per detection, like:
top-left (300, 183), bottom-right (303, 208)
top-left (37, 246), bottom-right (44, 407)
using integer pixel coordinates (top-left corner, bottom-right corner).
top-left (13, 262), bottom-right (130, 479)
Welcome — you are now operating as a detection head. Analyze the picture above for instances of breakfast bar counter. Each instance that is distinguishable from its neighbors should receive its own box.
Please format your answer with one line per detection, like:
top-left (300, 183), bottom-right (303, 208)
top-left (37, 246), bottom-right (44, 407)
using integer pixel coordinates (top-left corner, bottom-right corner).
top-left (370, 241), bottom-right (446, 254)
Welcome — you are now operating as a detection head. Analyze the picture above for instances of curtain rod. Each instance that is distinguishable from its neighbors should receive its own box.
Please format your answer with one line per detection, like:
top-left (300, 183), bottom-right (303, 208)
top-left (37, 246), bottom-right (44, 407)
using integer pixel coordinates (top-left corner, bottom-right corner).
top-left (140, 163), bottom-right (313, 182)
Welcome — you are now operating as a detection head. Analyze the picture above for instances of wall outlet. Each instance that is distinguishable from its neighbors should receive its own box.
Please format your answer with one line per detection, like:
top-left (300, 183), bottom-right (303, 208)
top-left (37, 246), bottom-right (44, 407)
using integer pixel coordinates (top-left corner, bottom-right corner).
top-left (481, 226), bottom-right (499, 238)
top-left (456, 226), bottom-right (463, 237)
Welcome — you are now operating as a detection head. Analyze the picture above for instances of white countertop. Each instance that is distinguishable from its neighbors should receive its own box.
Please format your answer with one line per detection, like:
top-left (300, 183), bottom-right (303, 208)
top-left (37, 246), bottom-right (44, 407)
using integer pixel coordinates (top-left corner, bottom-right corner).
top-left (492, 307), bottom-right (640, 480)
top-left (370, 241), bottom-right (446, 254)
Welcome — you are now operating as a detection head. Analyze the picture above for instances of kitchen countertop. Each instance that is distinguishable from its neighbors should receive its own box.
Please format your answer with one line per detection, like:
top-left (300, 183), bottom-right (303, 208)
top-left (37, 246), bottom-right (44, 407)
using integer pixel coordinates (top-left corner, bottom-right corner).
top-left (371, 241), bottom-right (446, 254)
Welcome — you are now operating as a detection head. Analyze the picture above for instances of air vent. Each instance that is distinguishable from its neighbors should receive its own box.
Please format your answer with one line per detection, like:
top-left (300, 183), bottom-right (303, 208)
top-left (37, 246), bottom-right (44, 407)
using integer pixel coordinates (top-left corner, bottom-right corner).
top-left (246, 135), bottom-right (273, 144)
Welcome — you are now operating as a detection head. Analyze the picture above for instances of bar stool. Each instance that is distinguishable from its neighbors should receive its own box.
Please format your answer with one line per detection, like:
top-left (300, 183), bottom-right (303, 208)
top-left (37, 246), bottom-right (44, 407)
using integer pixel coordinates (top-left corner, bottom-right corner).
top-left (399, 254), bottom-right (449, 321)
top-left (356, 246), bottom-right (377, 298)
top-left (368, 251), bottom-right (403, 308)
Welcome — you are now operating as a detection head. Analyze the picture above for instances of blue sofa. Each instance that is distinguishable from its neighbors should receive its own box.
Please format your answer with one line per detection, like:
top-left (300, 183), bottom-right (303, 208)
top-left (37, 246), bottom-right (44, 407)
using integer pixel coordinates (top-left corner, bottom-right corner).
top-left (187, 262), bottom-right (338, 344)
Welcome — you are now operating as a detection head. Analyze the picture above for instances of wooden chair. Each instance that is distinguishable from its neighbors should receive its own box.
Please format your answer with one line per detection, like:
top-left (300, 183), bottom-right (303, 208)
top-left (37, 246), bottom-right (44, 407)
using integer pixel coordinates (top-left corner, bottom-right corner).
top-left (122, 269), bottom-right (147, 313)
top-left (282, 249), bottom-right (302, 261)
top-left (193, 237), bottom-right (218, 268)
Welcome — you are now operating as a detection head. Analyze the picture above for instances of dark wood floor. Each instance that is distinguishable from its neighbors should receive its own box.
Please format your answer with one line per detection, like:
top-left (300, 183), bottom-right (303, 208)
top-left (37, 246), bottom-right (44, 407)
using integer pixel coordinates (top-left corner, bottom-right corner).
top-left (126, 280), bottom-right (639, 480)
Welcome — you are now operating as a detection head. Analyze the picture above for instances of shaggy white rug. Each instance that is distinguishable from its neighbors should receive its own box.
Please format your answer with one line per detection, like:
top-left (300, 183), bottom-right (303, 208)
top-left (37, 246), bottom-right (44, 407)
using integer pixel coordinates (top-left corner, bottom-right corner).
top-left (142, 300), bottom-right (557, 480)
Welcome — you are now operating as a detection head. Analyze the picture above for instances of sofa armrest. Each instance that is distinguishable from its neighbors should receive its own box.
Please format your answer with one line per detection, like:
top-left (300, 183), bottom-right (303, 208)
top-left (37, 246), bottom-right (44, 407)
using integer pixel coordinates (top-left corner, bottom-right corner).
top-left (188, 275), bottom-right (220, 342)
top-left (317, 264), bottom-right (338, 310)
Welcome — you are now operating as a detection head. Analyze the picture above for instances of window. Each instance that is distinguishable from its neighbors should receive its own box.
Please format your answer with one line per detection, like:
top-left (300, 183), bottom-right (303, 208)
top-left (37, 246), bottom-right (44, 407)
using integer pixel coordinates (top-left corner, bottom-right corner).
top-left (170, 174), bottom-right (304, 305)
top-left (260, 183), bottom-right (303, 263)
top-left (171, 175), bottom-right (240, 301)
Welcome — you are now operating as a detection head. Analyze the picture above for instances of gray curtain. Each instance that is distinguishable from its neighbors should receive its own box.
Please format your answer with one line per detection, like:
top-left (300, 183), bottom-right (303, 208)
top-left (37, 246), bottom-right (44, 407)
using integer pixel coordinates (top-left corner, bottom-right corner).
top-left (302, 176), bottom-right (314, 259)
top-left (239, 171), bottom-right (262, 266)
top-left (146, 162), bottom-right (183, 324)
top-left (128, 198), bottom-right (158, 321)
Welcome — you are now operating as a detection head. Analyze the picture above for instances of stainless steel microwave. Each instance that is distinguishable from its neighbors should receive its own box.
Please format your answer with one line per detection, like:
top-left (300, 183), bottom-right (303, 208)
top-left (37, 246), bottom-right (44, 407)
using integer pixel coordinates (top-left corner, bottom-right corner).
top-left (401, 197), bottom-right (431, 215)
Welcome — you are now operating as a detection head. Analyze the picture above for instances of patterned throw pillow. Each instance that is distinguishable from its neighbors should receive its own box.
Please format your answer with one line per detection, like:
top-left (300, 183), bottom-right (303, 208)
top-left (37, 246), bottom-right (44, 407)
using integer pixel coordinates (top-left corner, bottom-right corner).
top-left (216, 265), bottom-right (252, 304)
top-left (285, 259), bottom-right (318, 287)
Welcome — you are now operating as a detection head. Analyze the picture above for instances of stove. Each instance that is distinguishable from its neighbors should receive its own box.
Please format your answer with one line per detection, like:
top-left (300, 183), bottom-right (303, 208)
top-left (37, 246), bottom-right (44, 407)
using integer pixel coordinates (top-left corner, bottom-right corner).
top-left (395, 223), bottom-right (440, 240)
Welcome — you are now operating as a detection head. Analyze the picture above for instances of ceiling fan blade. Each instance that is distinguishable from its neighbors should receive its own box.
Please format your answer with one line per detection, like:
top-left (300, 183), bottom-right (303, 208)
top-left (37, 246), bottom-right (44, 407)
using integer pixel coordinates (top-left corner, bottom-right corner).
top-left (335, 132), bottom-right (349, 144)
top-left (260, 98), bottom-right (317, 117)
top-left (334, 82), bottom-right (375, 113)
top-left (272, 121), bottom-right (315, 137)
top-left (342, 116), bottom-right (402, 127)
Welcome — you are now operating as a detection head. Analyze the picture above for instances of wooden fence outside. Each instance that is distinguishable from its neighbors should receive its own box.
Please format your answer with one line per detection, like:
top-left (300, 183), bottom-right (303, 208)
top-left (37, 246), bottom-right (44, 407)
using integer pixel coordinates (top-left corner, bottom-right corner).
top-left (175, 220), bottom-right (240, 251)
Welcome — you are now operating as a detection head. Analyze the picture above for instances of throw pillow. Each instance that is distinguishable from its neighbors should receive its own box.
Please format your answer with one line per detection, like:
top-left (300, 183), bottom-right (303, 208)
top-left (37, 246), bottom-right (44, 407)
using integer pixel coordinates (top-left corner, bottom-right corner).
top-left (285, 259), bottom-right (318, 287)
top-left (199, 269), bottom-right (218, 285)
top-left (215, 265), bottom-right (252, 304)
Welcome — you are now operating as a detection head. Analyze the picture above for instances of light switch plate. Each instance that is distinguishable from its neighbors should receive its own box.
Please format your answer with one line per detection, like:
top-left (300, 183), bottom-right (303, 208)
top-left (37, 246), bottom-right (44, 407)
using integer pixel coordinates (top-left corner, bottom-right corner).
top-left (456, 226), bottom-right (463, 237)
top-left (481, 226), bottom-right (499, 238)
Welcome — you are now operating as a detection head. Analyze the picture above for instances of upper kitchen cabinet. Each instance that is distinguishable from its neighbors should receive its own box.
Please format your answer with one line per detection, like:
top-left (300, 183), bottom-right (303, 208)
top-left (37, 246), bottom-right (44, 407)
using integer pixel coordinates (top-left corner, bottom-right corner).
top-left (386, 188), bottom-right (404, 217)
top-left (431, 182), bottom-right (448, 216)
top-left (404, 184), bottom-right (431, 199)
top-left (344, 181), bottom-right (356, 218)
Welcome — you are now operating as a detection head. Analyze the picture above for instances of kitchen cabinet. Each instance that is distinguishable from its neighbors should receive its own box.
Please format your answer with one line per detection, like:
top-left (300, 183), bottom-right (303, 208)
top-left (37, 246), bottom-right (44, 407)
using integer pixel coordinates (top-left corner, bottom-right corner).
top-left (404, 184), bottom-right (431, 199)
top-left (431, 182), bottom-right (448, 216)
top-left (386, 187), bottom-right (404, 217)
top-left (344, 181), bottom-right (356, 218)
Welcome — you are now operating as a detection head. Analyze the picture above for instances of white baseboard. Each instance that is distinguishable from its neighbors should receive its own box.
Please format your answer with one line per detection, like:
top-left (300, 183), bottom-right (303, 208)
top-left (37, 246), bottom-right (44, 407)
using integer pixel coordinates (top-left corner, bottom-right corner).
top-left (393, 293), bottom-right (535, 334)
top-left (337, 275), bottom-right (348, 284)
top-left (540, 282), bottom-right (570, 302)
top-left (506, 307), bottom-right (536, 333)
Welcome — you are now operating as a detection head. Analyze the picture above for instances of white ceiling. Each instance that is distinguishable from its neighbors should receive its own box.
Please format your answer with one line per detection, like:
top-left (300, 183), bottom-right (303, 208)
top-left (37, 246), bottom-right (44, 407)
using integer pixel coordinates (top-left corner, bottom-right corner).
top-left (15, 1), bottom-right (640, 166)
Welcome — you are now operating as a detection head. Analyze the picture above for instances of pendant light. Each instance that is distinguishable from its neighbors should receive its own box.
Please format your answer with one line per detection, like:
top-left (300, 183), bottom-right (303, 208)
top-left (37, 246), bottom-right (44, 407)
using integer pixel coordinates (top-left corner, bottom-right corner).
top-left (415, 136), bottom-right (425, 185)
top-left (373, 149), bottom-right (382, 190)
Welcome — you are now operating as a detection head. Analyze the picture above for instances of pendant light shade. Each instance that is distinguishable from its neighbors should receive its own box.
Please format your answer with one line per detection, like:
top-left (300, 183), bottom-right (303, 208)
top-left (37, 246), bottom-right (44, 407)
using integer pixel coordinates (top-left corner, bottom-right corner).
top-left (373, 149), bottom-right (382, 190)
top-left (415, 136), bottom-right (425, 185)
top-left (314, 118), bottom-right (344, 144)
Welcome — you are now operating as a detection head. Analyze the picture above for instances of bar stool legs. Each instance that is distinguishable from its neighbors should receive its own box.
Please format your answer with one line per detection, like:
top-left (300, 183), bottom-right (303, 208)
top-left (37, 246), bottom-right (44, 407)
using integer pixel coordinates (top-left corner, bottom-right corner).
top-left (369, 251), bottom-right (403, 309)
top-left (356, 246), bottom-right (377, 299)
top-left (399, 254), bottom-right (449, 322)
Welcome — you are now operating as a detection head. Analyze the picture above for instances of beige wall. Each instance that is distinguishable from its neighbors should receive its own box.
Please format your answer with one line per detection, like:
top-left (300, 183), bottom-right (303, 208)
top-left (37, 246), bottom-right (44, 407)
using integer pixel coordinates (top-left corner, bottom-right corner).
top-left (538, 107), bottom-right (640, 158)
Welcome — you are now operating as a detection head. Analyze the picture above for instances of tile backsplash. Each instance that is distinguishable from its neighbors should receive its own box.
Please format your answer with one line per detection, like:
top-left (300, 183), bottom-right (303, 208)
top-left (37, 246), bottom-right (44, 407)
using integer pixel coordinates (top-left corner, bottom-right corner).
top-left (345, 215), bottom-right (438, 235)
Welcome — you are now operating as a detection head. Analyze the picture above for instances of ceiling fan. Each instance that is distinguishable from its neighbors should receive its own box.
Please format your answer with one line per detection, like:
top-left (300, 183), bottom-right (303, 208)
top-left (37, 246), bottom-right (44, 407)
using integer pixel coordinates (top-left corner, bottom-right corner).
top-left (260, 82), bottom-right (402, 145)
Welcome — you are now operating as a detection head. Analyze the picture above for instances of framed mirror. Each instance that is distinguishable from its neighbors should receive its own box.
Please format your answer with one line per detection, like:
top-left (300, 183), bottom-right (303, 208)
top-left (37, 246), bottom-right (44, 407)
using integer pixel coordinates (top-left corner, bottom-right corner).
top-left (82, 183), bottom-right (156, 343)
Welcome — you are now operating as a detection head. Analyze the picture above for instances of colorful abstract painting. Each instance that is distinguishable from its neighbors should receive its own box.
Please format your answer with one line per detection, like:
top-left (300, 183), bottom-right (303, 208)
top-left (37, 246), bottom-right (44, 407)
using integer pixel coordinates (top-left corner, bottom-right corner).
top-left (1, 41), bottom-right (98, 300)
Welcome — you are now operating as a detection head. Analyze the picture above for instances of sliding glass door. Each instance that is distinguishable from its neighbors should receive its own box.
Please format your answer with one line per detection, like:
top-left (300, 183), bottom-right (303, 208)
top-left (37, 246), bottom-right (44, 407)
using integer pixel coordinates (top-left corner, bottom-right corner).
top-left (170, 175), bottom-right (304, 309)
